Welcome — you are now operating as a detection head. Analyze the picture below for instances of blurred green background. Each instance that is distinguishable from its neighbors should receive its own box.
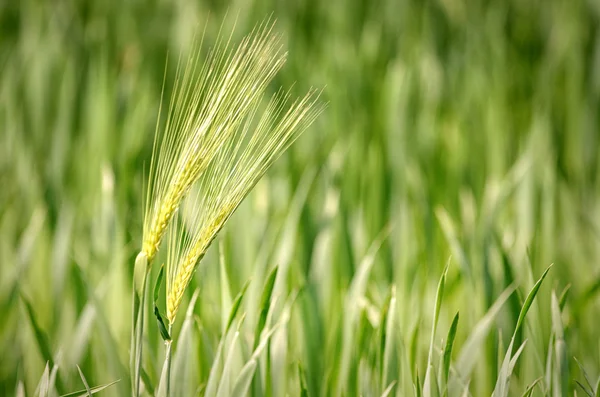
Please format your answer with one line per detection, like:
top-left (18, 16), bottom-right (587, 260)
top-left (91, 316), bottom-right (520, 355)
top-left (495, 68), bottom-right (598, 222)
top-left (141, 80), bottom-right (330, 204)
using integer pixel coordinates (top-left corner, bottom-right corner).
top-left (1, 0), bottom-right (600, 395)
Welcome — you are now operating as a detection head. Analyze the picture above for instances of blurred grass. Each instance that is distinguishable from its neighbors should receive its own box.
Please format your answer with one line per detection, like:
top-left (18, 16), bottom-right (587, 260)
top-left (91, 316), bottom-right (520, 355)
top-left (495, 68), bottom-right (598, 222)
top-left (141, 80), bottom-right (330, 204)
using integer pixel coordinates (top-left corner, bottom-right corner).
top-left (1, 0), bottom-right (600, 395)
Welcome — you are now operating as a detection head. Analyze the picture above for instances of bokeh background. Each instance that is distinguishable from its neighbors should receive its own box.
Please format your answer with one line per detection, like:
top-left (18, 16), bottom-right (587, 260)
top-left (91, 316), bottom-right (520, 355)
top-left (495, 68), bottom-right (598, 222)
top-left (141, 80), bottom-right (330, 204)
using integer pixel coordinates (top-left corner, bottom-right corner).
top-left (1, 0), bottom-right (600, 395)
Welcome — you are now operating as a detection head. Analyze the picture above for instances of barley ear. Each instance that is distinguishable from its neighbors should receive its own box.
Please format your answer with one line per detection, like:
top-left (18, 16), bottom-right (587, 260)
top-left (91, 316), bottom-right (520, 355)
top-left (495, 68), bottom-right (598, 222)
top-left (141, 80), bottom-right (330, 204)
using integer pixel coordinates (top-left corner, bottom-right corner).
top-left (141, 19), bottom-right (287, 263)
top-left (165, 87), bottom-right (324, 325)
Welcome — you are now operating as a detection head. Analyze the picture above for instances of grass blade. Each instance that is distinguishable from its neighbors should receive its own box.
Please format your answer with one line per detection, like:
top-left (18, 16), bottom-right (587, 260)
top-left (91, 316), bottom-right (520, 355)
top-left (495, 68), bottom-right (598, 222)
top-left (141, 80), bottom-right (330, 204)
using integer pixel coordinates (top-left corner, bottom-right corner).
top-left (76, 365), bottom-right (92, 397)
top-left (574, 357), bottom-right (595, 396)
top-left (520, 377), bottom-right (543, 397)
top-left (231, 360), bottom-right (258, 396)
top-left (219, 240), bottom-right (233, 333)
top-left (172, 290), bottom-right (201, 396)
top-left (552, 292), bottom-right (569, 397)
top-left (37, 362), bottom-right (50, 397)
top-left (381, 381), bottom-right (397, 397)
top-left (492, 265), bottom-right (552, 396)
top-left (58, 380), bottom-right (120, 397)
top-left (558, 285), bottom-right (571, 312)
top-left (206, 283), bottom-right (249, 396)
top-left (253, 265), bottom-right (279, 349)
top-left (23, 294), bottom-right (64, 393)
top-left (232, 325), bottom-right (280, 396)
top-left (452, 285), bottom-right (516, 388)
top-left (423, 364), bottom-right (440, 397)
top-left (298, 362), bottom-right (309, 397)
top-left (381, 286), bottom-right (398, 389)
top-left (204, 337), bottom-right (226, 397)
top-left (428, 261), bottom-right (449, 366)
top-left (226, 280), bottom-right (251, 334)
top-left (153, 264), bottom-right (165, 304)
top-left (424, 262), bottom-right (450, 397)
top-left (441, 312), bottom-right (459, 391)
top-left (215, 330), bottom-right (241, 397)
top-left (21, 295), bottom-right (54, 368)
top-left (514, 264), bottom-right (552, 337)
top-left (338, 226), bottom-right (391, 395)
top-left (154, 305), bottom-right (171, 341)
top-left (576, 381), bottom-right (595, 397)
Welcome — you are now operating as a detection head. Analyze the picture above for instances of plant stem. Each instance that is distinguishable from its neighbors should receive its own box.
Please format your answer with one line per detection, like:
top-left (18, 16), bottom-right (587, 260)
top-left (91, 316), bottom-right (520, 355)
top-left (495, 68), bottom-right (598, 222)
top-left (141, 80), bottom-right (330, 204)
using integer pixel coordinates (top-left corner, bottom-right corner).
top-left (165, 325), bottom-right (173, 397)
top-left (132, 252), bottom-right (150, 397)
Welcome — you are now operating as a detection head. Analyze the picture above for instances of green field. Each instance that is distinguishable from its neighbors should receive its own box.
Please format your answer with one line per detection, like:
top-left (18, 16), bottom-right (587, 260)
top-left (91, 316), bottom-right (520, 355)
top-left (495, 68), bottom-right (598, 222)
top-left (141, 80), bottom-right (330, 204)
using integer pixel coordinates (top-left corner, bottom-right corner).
top-left (1, 0), bottom-right (600, 396)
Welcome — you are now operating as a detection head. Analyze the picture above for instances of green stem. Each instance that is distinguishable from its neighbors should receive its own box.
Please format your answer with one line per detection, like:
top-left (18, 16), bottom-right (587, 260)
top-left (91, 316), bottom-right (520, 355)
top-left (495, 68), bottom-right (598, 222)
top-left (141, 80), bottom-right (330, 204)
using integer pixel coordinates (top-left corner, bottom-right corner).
top-left (132, 252), bottom-right (150, 397)
top-left (165, 325), bottom-right (173, 397)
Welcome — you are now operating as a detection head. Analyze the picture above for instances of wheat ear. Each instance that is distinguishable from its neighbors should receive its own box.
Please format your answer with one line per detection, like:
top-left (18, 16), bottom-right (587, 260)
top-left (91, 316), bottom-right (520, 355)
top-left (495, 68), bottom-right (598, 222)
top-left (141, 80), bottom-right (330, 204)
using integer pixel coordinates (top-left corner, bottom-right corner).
top-left (141, 20), bottom-right (287, 264)
top-left (166, 88), bottom-right (323, 324)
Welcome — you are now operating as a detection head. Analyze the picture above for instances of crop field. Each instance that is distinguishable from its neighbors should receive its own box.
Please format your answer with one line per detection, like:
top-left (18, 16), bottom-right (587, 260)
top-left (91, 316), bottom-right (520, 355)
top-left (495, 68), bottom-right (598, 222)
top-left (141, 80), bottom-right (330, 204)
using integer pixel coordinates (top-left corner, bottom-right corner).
top-left (1, 0), bottom-right (600, 396)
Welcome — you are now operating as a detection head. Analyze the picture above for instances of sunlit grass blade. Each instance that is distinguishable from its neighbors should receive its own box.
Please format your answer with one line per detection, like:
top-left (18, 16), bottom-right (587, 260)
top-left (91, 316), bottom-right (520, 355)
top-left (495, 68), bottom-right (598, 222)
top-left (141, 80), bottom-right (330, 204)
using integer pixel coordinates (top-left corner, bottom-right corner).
top-left (423, 364), bottom-right (440, 397)
top-left (16, 381), bottom-right (25, 397)
top-left (381, 381), bottom-right (397, 397)
top-left (76, 365), bottom-right (92, 397)
top-left (58, 380), bottom-right (120, 397)
top-left (36, 362), bottom-right (50, 397)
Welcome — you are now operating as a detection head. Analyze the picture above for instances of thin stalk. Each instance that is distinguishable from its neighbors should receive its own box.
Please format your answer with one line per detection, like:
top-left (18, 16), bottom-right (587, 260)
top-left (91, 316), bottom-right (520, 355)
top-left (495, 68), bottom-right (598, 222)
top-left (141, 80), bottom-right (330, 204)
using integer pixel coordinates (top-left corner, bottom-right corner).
top-left (165, 325), bottom-right (173, 397)
top-left (132, 252), bottom-right (150, 397)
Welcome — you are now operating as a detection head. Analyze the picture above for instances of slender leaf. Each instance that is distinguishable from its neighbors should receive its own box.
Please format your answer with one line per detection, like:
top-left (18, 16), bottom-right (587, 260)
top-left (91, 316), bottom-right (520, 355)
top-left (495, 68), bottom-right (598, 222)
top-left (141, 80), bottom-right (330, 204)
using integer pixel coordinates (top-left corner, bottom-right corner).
top-left (58, 380), bottom-right (120, 397)
top-left (253, 266), bottom-right (279, 349)
top-left (514, 265), bottom-right (552, 337)
top-left (441, 312), bottom-right (459, 389)
top-left (76, 365), bottom-right (92, 397)
top-left (520, 377), bottom-right (543, 397)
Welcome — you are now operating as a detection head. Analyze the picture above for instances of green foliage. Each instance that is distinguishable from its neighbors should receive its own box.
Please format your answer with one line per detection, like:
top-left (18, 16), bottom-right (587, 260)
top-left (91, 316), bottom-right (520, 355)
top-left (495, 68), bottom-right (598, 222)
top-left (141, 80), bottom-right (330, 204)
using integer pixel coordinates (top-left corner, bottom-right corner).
top-left (2, 0), bottom-right (600, 396)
